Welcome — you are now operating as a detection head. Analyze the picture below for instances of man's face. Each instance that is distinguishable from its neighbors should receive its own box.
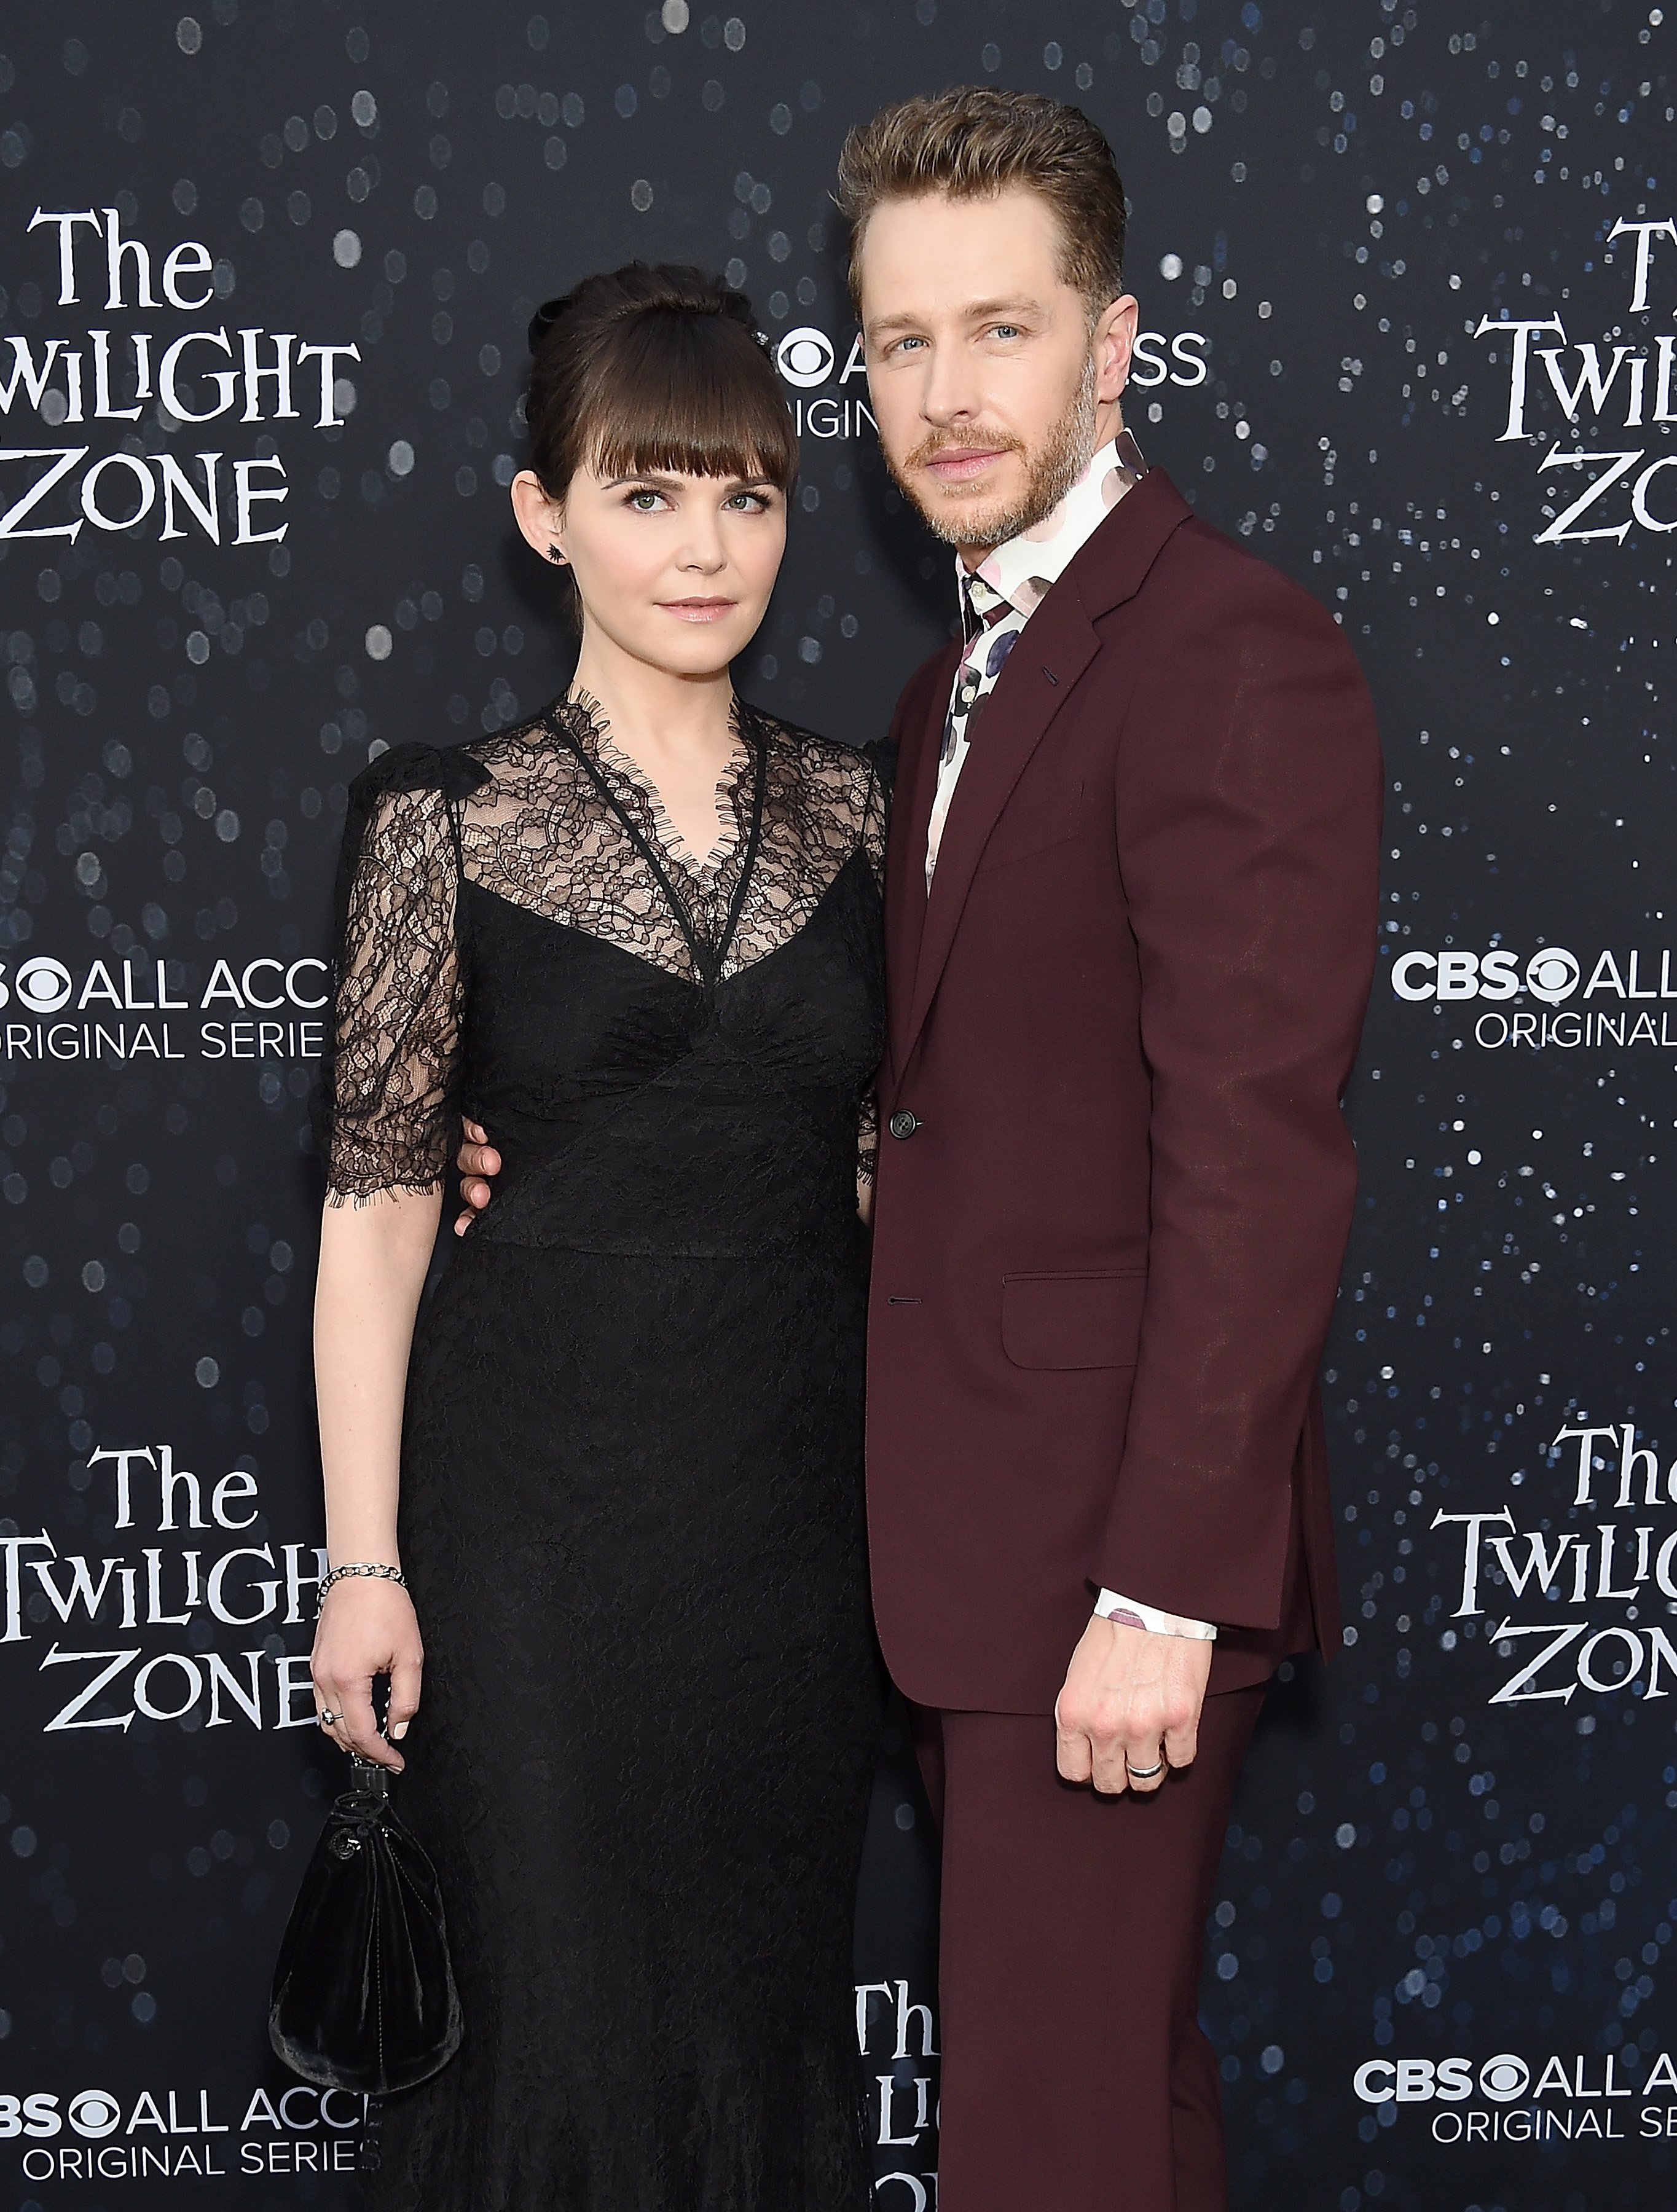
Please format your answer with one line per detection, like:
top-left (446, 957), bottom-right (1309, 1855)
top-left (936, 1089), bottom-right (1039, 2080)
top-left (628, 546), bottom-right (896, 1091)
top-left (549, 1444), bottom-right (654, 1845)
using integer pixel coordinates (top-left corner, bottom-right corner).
top-left (857, 186), bottom-right (1138, 559)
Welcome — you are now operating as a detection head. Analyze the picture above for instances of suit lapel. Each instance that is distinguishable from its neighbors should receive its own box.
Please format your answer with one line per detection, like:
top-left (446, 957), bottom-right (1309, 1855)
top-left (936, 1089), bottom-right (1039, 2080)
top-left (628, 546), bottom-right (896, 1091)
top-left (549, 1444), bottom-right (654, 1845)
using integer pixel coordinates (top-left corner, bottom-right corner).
top-left (883, 643), bottom-right (956, 1073)
top-left (898, 471), bottom-right (1203, 1075)
top-left (899, 592), bottom-right (1098, 1068)
top-left (897, 468), bottom-right (1196, 1074)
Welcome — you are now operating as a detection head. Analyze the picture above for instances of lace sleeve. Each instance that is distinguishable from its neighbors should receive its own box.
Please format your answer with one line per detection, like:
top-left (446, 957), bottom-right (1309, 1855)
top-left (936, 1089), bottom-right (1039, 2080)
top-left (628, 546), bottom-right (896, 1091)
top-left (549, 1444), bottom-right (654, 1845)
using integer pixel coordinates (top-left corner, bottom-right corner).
top-left (860, 745), bottom-right (890, 892)
top-left (857, 1089), bottom-right (878, 1194)
top-left (857, 747), bottom-right (887, 1210)
top-left (320, 747), bottom-right (471, 1204)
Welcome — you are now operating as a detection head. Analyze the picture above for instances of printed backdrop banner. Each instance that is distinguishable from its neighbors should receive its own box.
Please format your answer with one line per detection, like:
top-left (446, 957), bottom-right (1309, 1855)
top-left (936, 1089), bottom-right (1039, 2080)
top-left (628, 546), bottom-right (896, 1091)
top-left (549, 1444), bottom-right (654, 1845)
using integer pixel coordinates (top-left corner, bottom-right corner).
top-left (1, 1), bottom-right (1673, 2206)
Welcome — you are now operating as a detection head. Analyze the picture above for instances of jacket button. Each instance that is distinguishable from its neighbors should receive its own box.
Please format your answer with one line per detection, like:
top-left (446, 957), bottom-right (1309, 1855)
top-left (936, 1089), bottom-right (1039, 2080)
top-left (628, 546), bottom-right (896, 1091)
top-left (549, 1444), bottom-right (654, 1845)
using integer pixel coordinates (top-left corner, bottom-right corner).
top-left (888, 1110), bottom-right (921, 1140)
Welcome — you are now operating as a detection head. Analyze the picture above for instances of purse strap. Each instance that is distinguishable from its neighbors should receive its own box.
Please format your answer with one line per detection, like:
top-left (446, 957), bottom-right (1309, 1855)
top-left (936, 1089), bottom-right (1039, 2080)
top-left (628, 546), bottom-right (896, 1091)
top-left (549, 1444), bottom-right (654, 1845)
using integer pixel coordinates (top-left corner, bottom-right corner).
top-left (345, 1755), bottom-right (391, 1812)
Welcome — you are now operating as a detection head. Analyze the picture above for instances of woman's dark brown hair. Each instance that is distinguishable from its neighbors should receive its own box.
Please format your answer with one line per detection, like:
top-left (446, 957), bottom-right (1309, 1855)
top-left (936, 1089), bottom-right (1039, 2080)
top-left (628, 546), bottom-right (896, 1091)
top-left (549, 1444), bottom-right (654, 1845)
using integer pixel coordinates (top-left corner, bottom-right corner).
top-left (524, 263), bottom-right (798, 506)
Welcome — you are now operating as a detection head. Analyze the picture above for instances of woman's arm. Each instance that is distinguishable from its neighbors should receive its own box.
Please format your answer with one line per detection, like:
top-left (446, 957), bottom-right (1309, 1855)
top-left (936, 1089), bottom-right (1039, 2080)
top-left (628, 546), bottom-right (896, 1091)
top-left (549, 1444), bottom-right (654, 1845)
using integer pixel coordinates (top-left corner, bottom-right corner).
top-left (310, 1188), bottom-right (440, 1770)
top-left (310, 762), bottom-right (466, 1771)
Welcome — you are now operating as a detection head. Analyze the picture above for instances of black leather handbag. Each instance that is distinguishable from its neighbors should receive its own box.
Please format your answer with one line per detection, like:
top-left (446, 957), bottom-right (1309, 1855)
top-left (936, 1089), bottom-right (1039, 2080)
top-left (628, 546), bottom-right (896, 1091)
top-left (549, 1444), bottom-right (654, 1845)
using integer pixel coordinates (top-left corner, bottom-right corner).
top-left (269, 1756), bottom-right (464, 2095)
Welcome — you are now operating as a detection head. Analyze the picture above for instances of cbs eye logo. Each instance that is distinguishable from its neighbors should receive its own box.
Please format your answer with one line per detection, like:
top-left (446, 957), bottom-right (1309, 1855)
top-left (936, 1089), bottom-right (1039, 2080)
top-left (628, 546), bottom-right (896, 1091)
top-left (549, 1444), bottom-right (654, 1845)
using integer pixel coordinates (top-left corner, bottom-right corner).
top-left (0, 957), bottom-right (74, 1014)
top-left (774, 327), bottom-right (836, 390)
top-left (1524, 948), bottom-right (1579, 1005)
top-left (68, 2090), bottom-right (122, 2138)
top-left (1479, 2054), bottom-right (1531, 2103)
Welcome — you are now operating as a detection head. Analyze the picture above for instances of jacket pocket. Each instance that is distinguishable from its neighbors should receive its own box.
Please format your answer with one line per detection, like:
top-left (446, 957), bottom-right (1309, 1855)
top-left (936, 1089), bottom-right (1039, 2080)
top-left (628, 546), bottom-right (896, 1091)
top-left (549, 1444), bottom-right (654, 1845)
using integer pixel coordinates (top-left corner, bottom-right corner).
top-left (980, 795), bottom-right (1092, 873)
top-left (1000, 1269), bottom-right (1147, 1370)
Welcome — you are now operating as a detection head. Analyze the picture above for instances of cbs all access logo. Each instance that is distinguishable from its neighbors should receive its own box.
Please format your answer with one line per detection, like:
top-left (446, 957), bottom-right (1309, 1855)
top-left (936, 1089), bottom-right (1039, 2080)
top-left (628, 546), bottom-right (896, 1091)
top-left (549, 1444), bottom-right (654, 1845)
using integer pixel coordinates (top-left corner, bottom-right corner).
top-left (0, 950), bottom-right (327, 1064)
top-left (2, 2081), bottom-right (364, 2183)
top-left (1353, 2048), bottom-right (1677, 2145)
top-left (1389, 941), bottom-right (1677, 1053)
top-left (769, 323), bottom-right (1211, 440)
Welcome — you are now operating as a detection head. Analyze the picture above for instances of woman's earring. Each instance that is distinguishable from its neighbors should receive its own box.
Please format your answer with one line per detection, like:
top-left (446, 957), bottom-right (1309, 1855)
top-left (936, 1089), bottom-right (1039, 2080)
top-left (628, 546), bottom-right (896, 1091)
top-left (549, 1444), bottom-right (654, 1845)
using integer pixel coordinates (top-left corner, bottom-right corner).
top-left (547, 544), bottom-right (568, 566)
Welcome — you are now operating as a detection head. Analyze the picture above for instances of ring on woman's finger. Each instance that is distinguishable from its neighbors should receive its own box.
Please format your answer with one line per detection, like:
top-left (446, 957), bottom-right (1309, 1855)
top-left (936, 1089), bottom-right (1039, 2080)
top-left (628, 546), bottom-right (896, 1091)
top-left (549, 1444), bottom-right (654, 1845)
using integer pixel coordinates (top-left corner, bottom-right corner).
top-left (318, 1709), bottom-right (339, 1726)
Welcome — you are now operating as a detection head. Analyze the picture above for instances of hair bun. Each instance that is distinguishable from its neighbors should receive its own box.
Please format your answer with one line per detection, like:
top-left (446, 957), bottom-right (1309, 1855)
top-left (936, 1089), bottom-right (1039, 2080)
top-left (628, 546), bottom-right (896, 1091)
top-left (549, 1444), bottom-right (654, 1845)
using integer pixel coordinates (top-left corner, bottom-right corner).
top-left (528, 264), bottom-right (768, 358)
top-left (527, 294), bottom-right (571, 352)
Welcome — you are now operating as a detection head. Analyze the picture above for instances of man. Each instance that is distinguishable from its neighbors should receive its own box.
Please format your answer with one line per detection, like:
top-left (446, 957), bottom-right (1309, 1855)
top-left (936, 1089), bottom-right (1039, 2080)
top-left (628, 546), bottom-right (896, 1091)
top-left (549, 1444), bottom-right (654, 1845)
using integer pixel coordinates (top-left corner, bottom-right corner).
top-left (461, 85), bottom-right (1380, 2212)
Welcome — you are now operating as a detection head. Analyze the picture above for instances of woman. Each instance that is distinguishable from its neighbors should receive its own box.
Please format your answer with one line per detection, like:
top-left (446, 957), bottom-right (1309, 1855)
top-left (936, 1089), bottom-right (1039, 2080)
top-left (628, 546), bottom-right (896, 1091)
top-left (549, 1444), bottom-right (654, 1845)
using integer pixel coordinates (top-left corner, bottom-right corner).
top-left (308, 263), bottom-right (886, 2210)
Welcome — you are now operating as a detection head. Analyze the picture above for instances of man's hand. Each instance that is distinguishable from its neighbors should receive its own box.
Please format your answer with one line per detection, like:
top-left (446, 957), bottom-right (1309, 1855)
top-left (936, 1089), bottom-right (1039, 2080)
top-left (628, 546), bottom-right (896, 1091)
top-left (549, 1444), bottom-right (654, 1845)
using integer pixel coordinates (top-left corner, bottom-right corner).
top-left (454, 1118), bottom-right (500, 1236)
top-left (1055, 1613), bottom-right (1213, 1795)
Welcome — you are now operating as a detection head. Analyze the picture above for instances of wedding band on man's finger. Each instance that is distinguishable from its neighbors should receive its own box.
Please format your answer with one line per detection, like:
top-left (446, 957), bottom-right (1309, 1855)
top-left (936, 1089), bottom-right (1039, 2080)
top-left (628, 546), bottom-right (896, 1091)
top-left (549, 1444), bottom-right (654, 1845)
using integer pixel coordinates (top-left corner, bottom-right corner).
top-left (1125, 1758), bottom-right (1164, 1781)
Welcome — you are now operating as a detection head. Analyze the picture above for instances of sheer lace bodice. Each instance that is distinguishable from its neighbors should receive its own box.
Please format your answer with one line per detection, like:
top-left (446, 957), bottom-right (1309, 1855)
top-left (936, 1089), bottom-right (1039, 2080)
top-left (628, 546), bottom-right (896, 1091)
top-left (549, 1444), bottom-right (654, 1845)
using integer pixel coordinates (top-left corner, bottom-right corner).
top-left (323, 696), bottom-right (887, 1206)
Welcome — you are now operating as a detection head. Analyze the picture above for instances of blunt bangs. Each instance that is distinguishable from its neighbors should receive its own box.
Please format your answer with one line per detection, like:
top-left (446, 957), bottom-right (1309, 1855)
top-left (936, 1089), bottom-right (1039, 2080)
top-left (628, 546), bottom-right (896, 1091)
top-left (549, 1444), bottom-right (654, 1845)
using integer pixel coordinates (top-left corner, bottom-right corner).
top-left (572, 307), bottom-right (797, 495)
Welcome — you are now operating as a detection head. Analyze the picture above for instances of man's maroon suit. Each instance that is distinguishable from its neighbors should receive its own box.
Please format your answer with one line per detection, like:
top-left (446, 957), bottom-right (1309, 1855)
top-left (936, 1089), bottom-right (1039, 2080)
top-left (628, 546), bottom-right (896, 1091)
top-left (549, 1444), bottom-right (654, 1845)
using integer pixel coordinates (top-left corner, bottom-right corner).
top-left (866, 468), bottom-right (1382, 2208)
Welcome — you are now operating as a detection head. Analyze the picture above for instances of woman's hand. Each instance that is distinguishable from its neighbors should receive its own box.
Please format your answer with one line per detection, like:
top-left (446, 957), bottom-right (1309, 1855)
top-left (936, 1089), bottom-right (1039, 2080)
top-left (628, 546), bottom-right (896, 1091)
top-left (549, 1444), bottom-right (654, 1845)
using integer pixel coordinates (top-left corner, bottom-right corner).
top-left (310, 1577), bottom-right (424, 1771)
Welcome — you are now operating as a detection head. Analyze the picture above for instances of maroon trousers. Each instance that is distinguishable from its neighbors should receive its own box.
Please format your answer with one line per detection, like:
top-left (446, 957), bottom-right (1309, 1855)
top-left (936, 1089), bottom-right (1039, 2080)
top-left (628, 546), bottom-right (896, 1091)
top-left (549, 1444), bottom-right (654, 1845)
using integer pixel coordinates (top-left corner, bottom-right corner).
top-left (917, 1685), bottom-right (1266, 2212)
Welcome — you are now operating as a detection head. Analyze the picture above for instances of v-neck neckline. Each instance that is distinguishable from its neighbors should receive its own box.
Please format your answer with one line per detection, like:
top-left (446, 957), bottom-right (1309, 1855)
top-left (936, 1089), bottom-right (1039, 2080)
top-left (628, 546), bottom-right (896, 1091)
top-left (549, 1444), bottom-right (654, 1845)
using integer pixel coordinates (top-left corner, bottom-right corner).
top-left (565, 688), bottom-right (747, 881)
top-left (544, 692), bottom-right (769, 993)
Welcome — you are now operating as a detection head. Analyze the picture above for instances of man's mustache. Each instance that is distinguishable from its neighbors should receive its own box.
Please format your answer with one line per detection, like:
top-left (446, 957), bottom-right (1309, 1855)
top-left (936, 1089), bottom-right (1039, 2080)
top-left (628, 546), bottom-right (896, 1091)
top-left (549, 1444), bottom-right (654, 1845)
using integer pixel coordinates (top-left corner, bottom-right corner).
top-left (903, 425), bottom-right (1026, 472)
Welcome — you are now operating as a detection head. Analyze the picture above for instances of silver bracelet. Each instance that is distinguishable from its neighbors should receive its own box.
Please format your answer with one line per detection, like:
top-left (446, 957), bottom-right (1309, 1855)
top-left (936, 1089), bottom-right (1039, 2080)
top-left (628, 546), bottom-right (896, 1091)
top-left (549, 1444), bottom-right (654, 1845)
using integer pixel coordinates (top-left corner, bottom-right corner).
top-left (317, 1561), bottom-right (408, 1612)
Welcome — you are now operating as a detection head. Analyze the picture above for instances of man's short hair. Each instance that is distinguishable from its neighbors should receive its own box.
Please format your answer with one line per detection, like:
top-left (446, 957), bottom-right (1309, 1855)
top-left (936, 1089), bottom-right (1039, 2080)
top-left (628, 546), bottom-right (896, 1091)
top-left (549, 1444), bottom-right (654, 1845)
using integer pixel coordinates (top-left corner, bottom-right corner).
top-left (835, 85), bottom-right (1127, 320)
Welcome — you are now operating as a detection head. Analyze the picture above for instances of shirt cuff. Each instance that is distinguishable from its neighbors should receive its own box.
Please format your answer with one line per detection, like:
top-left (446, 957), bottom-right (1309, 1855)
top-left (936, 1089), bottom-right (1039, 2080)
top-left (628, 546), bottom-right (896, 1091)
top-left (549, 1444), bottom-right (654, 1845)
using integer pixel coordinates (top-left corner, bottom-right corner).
top-left (1096, 1587), bottom-right (1219, 1641)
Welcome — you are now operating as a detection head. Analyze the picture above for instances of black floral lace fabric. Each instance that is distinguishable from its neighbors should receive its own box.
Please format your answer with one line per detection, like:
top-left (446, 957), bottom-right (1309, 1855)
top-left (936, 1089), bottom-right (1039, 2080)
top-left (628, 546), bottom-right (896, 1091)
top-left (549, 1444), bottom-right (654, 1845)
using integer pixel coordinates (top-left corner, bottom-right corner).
top-left (318, 697), bottom-right (888, 2211)
top-left (323, 695), bottom-right (886, 1204)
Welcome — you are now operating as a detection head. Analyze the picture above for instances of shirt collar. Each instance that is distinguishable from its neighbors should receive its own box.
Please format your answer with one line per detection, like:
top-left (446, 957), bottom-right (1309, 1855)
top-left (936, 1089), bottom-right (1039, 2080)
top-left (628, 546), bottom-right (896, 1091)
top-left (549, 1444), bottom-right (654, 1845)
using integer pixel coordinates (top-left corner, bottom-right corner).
top-left (960, 428), bottom-right (1149, 626)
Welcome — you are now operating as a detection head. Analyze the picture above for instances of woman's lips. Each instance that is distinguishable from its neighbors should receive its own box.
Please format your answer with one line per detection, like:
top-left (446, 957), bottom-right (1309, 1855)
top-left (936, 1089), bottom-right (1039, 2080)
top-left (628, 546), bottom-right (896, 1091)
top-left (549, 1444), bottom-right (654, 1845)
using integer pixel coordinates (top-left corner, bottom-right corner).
top-left (658, 598), bottom-right (738, 622)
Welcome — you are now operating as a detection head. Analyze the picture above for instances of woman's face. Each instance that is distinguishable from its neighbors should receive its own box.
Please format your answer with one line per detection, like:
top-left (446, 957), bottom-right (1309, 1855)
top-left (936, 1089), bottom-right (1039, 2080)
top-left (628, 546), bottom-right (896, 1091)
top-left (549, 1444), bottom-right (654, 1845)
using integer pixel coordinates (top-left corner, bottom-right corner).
top-left (512, 460), bottom-right (787, 678)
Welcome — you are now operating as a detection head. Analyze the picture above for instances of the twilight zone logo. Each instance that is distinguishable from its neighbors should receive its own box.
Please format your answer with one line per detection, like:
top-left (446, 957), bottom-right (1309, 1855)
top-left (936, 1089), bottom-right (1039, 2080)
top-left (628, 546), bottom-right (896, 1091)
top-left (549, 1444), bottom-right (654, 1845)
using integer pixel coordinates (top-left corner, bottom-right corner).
top-left (1432, 1419), bottom-right (1677, 1710)
top-left (771, 322), bottom-right (1210, 439)
top-left (1477, 215), bottom-right (1677, 546)
top-left (3, 205), bottom-right (361, 547)
top-left (3, 1444), bottom-right (326, 1736)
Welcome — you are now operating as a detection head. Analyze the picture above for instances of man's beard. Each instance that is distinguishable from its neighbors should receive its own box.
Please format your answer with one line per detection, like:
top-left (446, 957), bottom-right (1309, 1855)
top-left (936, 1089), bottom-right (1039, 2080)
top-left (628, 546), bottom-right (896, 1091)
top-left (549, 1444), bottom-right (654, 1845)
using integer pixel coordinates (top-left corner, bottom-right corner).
top-left (889, 352), bottom-right (1099, 551)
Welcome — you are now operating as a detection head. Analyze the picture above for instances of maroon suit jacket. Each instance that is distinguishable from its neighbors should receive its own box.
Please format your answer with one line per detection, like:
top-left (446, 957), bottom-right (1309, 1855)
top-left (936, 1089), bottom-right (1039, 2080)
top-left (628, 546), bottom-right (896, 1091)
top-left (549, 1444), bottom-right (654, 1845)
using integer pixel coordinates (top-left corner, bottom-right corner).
top-left (865, 468), bottom-right (1383, 1712)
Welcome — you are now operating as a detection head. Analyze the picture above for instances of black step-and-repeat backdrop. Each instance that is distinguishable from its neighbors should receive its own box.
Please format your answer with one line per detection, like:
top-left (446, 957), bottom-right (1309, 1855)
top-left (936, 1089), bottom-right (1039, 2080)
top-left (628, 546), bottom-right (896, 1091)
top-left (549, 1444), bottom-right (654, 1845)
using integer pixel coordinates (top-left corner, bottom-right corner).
top-left (2, 2), bottom-right (1673, 2206)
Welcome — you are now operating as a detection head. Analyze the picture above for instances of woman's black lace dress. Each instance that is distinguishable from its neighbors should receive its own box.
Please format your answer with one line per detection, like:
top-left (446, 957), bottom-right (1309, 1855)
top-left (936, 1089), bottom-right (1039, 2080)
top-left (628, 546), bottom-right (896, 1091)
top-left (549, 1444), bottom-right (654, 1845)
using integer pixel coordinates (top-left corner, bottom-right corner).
top-left (322, 696), bottom-right (887, 2211)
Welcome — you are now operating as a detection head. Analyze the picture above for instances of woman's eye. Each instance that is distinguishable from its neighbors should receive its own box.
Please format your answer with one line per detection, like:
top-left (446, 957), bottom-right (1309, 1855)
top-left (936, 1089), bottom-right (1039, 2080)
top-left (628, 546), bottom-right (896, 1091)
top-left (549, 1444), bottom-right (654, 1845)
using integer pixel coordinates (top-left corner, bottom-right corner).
top-left (725, 492), bottom-right (770, 512)
top-left (626, 488), bottom-right (666, 511)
